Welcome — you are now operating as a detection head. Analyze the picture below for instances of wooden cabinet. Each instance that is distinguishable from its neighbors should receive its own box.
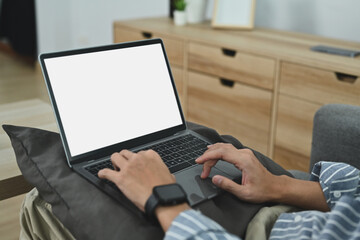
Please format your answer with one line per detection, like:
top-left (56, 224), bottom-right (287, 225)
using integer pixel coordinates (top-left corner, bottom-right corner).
top-left (275, 94), bottom-right (322, 170)
top-left (275, 62), bottom-right (360, 169)
top-left (114, 27), bottom-right (185, 67)
top-left (188, 42), bottom-right (275, 90)
top-left (187, 41), bottom-right (274, 153)
top-left (280, 62), bottom-right (360, 105)
top-left (188, 71), bottom-right (271, 154)
top-left (114, 18), bottom-right (360, 171)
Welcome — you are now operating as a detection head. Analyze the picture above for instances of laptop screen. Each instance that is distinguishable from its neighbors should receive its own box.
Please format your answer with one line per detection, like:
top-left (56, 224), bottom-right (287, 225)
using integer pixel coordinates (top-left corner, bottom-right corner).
top-left (43, 42), bottom-right (183, 157)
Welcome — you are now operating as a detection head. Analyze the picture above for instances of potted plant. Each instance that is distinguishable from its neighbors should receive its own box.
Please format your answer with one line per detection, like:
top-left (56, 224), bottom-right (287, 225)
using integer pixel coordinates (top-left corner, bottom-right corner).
top-left (187, 0), bottom-right (207, 23)
top-left (173, 0), bottom-right (187, 26)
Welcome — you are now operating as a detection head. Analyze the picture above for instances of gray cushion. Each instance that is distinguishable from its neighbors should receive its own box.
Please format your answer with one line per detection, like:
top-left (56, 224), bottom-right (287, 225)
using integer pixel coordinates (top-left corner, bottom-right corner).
top-left (3, 122), bottom-right (292, 240)
top-left (310, 104), bottom-right (360, 172)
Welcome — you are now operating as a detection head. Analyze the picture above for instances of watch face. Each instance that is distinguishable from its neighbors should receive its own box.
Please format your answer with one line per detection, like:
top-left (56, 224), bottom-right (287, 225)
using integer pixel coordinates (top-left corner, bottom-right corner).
top-left (154, 184), bottom-right (187, 204)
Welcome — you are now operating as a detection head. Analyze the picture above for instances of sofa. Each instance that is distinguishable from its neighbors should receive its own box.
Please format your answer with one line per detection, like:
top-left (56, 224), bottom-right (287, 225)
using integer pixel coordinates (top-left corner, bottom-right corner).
top-left (290, 104), bottom-right (360, 180)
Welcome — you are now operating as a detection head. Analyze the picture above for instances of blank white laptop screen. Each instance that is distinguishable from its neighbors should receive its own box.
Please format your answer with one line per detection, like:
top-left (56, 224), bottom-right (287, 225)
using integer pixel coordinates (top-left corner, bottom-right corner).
top-left (44, 43), bottom-right (183, 157)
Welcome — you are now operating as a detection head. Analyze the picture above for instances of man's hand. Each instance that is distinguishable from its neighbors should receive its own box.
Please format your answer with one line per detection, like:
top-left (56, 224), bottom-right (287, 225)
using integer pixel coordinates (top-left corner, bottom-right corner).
top-left (196, 143), bottom-right (280, 203)
top-left (196, 143), bottom-right (329, 211)
top-left (98, 150), bottom-right (175, 212)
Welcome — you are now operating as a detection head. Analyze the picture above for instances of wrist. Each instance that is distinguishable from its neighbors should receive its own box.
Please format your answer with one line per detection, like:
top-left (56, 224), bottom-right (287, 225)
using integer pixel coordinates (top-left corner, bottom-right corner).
top-left (269, 175), bottom-right (292, 202)
top-left (270, 175), bottom-right (329, 211)
top-left (145, 183), bottom-right (188, 224)
top-left (155, 203), bottom-right (190, 232)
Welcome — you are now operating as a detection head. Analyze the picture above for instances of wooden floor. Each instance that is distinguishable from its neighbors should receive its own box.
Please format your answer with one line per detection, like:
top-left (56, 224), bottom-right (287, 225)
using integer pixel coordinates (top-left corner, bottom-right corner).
top-left (0, 49), bottom-right (49, 240)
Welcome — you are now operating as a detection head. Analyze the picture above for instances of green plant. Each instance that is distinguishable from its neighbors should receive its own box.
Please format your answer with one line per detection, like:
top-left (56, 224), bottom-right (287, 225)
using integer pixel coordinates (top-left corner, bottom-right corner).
top-left (174, 0), bottom-right (186, 11)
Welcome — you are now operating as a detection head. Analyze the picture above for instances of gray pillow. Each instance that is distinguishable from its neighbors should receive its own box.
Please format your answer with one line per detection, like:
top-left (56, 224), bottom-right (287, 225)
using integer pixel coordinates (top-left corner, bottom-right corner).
top-left (3, 122), bottom-right (292, 240)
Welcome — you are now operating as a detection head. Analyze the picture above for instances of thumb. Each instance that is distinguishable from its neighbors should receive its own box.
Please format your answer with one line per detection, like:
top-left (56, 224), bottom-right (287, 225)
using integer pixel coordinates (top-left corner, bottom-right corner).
top-left (212, 175), bottom-right (242, 195)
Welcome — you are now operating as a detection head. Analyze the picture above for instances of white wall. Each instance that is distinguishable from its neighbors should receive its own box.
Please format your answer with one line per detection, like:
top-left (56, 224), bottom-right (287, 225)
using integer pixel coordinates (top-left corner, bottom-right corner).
top-left (68, 0), bottom-right (169, 49)
top-left (36, 0), bottom-right (169, 54)
top-left (36, 0), bottom-right (73, 54)
top-left (36, 0), bottom-right (360, 55)
top-left (254, 0), bottom-right (360, 43)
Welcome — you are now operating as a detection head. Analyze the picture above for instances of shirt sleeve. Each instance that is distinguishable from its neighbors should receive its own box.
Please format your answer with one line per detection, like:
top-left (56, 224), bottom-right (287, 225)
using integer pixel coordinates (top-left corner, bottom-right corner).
top-left (270, 196), bottom-right (360, 240)
top-left (164, 209), bottom-right (240, 240)
top-left (309, 161), bottom-right (360, 209)
top-left (270, 161), bottom-right (360, 240)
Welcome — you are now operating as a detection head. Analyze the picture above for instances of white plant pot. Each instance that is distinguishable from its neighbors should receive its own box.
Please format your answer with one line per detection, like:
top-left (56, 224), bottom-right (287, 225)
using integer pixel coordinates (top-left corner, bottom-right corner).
top-left (186, 0), bottom-right (207, 23)
top-left (173, 10), bottom-right (187, 26)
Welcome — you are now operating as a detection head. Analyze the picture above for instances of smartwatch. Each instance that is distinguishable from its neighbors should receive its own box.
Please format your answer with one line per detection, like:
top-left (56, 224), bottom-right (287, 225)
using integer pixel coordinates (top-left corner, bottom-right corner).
top-left (145, 183), bottom-right (188, 222)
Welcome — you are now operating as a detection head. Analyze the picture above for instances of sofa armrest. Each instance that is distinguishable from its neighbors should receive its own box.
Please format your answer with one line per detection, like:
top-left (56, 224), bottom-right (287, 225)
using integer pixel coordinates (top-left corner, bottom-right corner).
top-left (309, 104), bottom-right (360, 172)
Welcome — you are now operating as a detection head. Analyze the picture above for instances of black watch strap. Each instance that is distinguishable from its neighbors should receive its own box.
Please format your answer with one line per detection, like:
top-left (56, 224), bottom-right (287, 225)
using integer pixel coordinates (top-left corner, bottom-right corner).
top-left (145, 194), bottom-right (159, 222)
top-left (145, 183), bottom-right (188, 223)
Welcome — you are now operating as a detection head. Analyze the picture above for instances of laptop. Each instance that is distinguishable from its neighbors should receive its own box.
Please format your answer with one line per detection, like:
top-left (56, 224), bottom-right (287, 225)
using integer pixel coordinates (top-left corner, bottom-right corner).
top-left (39, 39), bottom-right (241, 213)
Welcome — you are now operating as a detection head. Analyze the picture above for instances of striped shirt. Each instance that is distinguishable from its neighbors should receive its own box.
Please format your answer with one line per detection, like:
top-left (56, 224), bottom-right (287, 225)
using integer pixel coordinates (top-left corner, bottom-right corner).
top-left (165, 161), bottom-right (360, 240)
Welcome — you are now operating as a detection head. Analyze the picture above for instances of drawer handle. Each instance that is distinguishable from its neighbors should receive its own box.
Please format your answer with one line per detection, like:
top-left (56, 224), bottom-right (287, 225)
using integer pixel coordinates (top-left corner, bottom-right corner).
top-left (222, 48), bottom-right (237, 57)
top-left (220, 78), bottom-right (235, 88)
top-left (335, 72), bottom-right (358, 84)
top-left (142, 31), bottom-right (153, 39)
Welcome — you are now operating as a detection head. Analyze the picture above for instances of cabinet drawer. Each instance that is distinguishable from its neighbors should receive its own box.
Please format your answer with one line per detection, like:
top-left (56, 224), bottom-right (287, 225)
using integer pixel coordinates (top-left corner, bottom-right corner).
top-left (114, 27), bottom-right (184, 67)
top-left (187, 71), bottom-right (272, 154)
top-left (280, 62), bottom-right (360, 105)
top-left (114, 27), bottom-right (146, 43)
top-left (188, 42), bottom-right (275, 90)
top-left (275, 94), bottom-right (322, 171)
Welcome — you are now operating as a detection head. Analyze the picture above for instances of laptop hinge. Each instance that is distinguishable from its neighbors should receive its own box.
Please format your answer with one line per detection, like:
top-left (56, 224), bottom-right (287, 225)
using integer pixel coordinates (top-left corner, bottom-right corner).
top-left (173, 130), bottom-right (187, 136)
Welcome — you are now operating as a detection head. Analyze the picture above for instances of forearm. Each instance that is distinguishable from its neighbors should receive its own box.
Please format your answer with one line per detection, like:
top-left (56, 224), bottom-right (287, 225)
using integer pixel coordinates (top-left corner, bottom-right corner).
top-left (272, 175), bottom-right (330, 212)
top-left (163, 208), bottom-right (240, 240)
top-left (155, 203), bottom-right (190, 232)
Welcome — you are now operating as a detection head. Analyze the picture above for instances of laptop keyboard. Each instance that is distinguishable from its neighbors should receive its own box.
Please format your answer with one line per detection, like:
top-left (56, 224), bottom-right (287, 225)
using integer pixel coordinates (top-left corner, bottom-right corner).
top-left (139, 134), bottom-right (208, 173)
top-left (85, 134), bottom-right (209, 188)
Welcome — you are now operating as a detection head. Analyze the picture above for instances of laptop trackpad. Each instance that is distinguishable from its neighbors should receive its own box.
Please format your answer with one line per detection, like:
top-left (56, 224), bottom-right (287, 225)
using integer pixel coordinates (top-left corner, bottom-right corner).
top-left (175, 165), bottom-right (231, 206)
top-left (215, 160), bottom-right (242, 180)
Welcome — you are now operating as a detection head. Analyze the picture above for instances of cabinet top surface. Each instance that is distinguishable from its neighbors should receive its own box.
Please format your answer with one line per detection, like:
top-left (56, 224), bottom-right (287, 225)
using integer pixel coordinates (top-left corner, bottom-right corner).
top-left (114, 18), bottom-right (360, 75)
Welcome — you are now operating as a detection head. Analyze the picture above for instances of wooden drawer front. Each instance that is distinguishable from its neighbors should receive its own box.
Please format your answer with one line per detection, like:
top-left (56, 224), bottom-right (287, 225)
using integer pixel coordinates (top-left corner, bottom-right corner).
top-left (280, 62), bottom-right (360, 105)
top-left (188, 42), bottom-right (275, 90)
top-left (161, 37), bottom-right (185, 67)
top-left (188, 71), bottom-right (272, 154)
top-left (114, 27), bottom-right (184, 67)
top-left (114, 27), bottom-right (145, 43)
top-left (171, 66), bottom-right (184, 106)
top-left (275, 94), bottom-right (322, 171)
